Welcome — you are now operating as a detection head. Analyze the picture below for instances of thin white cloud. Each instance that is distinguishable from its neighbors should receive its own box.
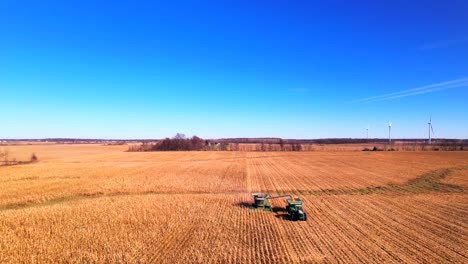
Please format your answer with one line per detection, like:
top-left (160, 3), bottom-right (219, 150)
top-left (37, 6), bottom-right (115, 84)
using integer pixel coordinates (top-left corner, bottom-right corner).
top-left (354, 77), bottom-right (468, 103)
top-left (420, 38), bottom-right (468, 50)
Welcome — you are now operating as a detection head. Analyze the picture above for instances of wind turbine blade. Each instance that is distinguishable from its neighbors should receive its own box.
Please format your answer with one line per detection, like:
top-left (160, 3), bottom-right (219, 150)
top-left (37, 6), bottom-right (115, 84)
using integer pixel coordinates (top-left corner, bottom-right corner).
top-left (431, 125), bottom-right (434, 135)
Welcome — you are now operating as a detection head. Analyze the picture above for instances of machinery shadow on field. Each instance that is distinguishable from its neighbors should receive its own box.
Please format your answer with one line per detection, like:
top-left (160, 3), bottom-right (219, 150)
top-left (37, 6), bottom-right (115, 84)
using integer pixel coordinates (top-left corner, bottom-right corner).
top-left (235, 202), bottom-right (293, 221)
top-left (235, 202), bottom-right (253, 208)
top-left (274, 213), bottom-right (291, 220)
top-left (234, 202), bottom-right (290, 211)
top-left (272, 207), bottom-right (293, 220)
top-left (271, 206), bottom-right (287, 213)
top-left (235, 202), bottom-right (292, 220)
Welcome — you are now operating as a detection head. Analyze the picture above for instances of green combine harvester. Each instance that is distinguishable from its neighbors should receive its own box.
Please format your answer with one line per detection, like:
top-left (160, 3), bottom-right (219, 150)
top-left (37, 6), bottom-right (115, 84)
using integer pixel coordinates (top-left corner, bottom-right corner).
top-left (252, 193), bottom-right (307, 221)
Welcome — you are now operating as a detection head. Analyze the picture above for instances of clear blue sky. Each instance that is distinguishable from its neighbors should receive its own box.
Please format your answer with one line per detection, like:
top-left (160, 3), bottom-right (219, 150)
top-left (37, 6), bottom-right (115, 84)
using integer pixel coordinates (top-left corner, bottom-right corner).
top-left (1, 0), bottom-right (467, 139)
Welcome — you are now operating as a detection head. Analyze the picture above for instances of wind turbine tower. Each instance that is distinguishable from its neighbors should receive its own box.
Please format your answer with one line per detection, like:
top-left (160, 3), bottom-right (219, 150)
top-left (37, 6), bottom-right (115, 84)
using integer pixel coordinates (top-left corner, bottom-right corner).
top-left (366, 125), bottom-right (369, 140)
top-left (388, 122), bottom-right (392, 143)
top-left (428, 117), bottom-right (434, 144)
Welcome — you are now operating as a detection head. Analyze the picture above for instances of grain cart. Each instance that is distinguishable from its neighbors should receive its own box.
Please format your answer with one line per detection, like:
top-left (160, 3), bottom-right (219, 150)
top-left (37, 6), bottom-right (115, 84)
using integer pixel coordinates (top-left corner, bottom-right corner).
top-left (252, 193), bottom-right (307, 221)
top-left (252, 193), bottom-right (272, 211)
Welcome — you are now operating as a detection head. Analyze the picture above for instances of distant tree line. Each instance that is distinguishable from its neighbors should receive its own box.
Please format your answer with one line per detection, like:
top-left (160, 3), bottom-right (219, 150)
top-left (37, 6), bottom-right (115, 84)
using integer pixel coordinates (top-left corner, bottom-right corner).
top-left (363, 142), bottom-right (468, 152)
top-left (128, 134), bottom-right (206, 152)
top-left (128, 135), bottom-right (307, 152)
top-left (214, 138), bottom-right (468, 145)
top-left (128, 134), bottom-right (468, 152)
top-left (156, 134), bottom-right (205, 151)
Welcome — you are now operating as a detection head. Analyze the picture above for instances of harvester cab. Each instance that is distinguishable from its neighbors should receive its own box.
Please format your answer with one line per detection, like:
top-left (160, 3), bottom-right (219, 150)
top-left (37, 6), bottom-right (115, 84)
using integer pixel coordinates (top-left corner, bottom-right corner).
top-left (286, 197), bottom-right (307, 221)
top-left (251, 193), bottom-right (307, 221)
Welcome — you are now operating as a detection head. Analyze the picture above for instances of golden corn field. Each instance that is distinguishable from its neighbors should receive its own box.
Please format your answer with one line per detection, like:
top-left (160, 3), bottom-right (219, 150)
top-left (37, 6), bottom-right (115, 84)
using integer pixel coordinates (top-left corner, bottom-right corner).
top-left (0, 144), bottom-right (467, 263)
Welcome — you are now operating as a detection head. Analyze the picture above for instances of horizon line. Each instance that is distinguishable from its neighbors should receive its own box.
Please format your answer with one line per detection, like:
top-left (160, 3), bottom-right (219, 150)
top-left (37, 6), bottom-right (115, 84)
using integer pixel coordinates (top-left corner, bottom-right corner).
top-left (1, 137), bottom-right (467, 141)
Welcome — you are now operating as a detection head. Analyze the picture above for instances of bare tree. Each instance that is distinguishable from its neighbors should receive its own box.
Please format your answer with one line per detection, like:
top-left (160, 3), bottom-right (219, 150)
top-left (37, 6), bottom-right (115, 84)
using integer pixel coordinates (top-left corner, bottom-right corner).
top-left (190, 136), bottom-right (204, 151)
top-left (30, 153), bottom-right (38, 163)
top-left (174, 133), bottom-right (186, 140)
top-left (231, 143), bottom-right (239, 151)
top-left (293, 144), bottom-right (302, 151)
top-left (279, 139), bottom-right (285, 151)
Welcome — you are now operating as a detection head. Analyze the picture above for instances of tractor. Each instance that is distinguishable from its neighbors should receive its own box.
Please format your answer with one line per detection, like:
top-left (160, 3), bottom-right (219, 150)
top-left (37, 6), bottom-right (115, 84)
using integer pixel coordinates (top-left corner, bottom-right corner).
top-left (285, 197), bottom-right (307, 221)
top-left (252, 193), bottom-right (307, 221)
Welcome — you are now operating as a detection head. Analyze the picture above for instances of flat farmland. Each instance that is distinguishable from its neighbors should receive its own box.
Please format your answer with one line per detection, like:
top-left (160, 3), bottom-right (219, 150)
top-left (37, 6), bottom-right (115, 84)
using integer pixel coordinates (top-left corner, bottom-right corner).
top-left (0, 145), bottom-right (467, 263)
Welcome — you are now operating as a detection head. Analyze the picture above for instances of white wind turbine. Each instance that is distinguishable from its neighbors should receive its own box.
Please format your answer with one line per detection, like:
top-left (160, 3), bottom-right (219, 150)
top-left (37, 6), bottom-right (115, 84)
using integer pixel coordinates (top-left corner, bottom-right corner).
top-left (428, 117), bottom-right (435, 144)
top-left (388, 122), bottom-right (392, 143)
